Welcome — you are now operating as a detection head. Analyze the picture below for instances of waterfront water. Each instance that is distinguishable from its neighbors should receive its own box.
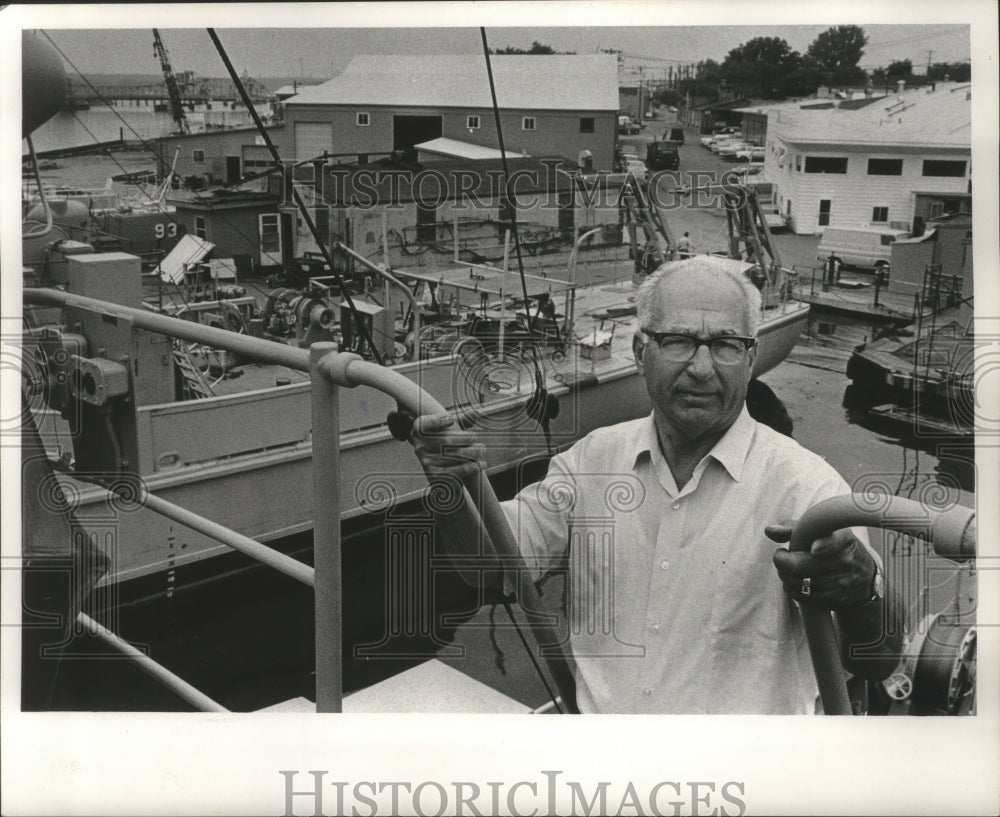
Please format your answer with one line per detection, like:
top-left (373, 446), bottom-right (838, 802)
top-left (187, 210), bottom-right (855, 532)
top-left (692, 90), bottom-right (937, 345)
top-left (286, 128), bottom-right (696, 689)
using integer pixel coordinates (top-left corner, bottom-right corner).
top-left (27, 102), bottom-right (259, 154)
top-left (28, 106), bottom-right (179, 153)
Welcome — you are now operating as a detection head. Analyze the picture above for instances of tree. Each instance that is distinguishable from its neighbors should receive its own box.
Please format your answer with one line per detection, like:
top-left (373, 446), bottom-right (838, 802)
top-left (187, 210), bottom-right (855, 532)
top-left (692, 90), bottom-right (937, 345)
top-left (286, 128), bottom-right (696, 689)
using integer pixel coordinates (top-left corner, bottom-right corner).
top-left (927, 61), bottom-right (971, 82)
top-left (886, 59), bottom-right (913, 77)
top-left (807, 25), bottom-right (868, 86)
top-left (720, 36), bottom-right (807, 99)
top-left (490, 41), bottom-right (574, 55)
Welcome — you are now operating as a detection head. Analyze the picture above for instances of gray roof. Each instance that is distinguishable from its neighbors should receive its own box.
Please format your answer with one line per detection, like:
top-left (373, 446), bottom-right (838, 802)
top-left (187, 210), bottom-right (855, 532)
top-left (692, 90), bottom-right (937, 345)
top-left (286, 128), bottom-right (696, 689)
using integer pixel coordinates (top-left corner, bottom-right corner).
top-left (286, 54), bottom-right (619, 111)
top-left (414, 137), bottom-right (526, 160)
top-left (764, 83), bottom-right (971, 149)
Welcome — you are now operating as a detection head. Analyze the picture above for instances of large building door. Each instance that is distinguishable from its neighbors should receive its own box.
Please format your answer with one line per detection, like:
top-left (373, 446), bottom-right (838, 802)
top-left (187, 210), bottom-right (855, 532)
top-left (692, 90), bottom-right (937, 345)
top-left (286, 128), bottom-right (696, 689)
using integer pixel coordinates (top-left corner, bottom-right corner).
top-left (392, 115), bottom-right (442, 153)
top-left (295, 122), bottom-right (334, 161)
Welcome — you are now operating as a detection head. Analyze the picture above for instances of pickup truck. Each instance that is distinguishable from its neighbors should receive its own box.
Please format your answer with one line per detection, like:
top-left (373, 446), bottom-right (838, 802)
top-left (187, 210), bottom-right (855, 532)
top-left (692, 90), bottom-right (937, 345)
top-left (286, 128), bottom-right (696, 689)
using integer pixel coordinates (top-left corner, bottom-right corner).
top-left (618, 115), bottom-right (643, 135)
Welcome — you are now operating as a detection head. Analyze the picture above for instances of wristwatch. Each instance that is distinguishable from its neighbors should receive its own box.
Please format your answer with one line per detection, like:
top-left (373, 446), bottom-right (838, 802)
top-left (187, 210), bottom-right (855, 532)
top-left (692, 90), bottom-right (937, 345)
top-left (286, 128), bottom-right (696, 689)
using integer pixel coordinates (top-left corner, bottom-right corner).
top-left (861, 562), bottom-right (885, 607)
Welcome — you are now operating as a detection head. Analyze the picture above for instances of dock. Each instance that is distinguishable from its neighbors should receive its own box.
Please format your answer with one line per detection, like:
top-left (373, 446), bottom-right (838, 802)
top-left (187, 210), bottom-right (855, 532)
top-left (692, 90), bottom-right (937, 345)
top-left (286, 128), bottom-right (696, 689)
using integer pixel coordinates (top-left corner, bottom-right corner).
top-left (794, 272), bottom-right (917, 325)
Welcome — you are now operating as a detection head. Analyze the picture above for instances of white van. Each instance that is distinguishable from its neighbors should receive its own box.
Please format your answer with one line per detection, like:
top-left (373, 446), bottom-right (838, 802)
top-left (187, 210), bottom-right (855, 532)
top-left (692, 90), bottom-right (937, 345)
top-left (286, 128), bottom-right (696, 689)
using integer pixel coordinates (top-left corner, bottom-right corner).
top-left (816, 226), bottom-right (911, 271)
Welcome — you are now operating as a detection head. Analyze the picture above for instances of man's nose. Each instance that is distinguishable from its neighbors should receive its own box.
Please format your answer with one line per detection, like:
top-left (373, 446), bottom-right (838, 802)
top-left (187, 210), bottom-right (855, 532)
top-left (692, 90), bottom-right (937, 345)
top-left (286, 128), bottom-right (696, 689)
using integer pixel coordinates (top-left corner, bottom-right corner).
top-left (686, 343), bottom-right (716, 376)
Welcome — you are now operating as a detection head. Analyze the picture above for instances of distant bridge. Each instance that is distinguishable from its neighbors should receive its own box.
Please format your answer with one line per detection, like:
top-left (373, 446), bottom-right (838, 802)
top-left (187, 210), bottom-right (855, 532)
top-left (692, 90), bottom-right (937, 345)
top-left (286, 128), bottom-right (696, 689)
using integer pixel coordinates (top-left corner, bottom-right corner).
top-left (64, 76), bottom-right (274, 109)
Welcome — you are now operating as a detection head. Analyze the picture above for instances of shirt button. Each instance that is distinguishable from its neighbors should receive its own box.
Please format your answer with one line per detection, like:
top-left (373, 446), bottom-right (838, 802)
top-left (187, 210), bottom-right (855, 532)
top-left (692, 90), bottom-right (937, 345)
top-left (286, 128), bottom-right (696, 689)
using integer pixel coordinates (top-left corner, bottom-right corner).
top-left (660, 560), bottom-right (670, 570)
top-left (642, 687), bottom-right (652, 696)
top-left (671, 502), bottom-right (680, 510)
top-left (651, 623), bottom-right (661, 632)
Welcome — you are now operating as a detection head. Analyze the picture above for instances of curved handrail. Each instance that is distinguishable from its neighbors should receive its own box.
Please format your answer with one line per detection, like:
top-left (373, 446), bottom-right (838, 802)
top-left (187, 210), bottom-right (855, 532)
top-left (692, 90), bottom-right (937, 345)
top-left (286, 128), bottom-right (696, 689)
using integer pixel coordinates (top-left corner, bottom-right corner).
top-left (789, 494), bottom-right (976, 715)
top-left (318, 351), bottom-right (579, 713)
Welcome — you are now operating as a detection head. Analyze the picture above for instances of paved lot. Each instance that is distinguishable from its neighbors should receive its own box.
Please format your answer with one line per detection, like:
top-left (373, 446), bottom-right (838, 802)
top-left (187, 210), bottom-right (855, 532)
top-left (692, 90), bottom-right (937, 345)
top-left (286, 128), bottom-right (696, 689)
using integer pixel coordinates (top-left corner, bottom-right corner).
top-left (620, 113), bottom-right (826, 272)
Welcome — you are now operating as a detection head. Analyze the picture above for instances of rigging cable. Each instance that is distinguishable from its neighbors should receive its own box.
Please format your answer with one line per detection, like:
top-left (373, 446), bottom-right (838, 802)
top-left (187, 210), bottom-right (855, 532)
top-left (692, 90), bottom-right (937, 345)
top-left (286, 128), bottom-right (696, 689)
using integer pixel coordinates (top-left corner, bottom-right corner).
top-left (481, 29), bottom-right (565, 713)
top-left (480, 28), bottom-right (558, 454)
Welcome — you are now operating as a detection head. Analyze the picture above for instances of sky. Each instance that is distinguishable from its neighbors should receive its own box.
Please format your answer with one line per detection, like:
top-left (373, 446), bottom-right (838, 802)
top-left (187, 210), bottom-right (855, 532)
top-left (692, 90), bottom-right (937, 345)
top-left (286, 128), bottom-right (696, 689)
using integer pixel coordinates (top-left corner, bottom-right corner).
top-left (8, 5), bottom-right (974, 83)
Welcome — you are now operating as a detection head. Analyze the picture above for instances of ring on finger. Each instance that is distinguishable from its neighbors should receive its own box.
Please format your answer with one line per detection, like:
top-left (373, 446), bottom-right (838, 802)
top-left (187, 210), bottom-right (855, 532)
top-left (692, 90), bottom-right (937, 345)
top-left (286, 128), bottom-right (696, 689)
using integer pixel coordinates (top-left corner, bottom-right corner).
top-left (801, 577), bottom-right (812, 597)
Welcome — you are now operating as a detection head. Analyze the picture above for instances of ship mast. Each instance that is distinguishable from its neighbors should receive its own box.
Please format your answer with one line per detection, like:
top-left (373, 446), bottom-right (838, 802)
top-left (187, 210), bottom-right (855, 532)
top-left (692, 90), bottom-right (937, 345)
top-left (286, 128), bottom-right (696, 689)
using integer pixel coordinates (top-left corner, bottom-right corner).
top-left (152, 29), bottom-right (191, 135)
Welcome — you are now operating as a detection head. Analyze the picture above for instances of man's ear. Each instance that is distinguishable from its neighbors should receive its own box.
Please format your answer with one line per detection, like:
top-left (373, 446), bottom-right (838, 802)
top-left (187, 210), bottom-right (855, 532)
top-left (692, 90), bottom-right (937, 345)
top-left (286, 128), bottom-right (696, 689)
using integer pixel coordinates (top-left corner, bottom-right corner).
top-left (632, 334), bottom-right (646, 373)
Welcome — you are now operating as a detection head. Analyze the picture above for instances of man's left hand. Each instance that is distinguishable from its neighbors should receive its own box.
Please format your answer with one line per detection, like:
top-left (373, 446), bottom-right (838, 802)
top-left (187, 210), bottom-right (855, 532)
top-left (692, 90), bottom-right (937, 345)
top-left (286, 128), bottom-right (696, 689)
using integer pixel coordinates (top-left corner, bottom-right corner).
top-left (767, 523), bottom-right (876, 611)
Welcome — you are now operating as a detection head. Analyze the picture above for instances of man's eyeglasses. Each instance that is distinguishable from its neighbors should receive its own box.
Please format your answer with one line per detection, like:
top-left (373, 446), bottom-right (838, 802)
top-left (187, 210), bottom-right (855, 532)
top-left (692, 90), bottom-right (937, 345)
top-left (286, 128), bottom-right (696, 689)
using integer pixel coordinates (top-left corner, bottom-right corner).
top-left (641, 329), bottom-right (757, 365)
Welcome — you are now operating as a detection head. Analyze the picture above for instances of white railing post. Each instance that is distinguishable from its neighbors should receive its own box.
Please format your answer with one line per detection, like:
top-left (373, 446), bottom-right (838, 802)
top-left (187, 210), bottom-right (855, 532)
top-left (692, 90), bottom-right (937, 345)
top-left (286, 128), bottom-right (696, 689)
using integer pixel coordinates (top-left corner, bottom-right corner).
top-left (311, 342), bottom-right (342, 712)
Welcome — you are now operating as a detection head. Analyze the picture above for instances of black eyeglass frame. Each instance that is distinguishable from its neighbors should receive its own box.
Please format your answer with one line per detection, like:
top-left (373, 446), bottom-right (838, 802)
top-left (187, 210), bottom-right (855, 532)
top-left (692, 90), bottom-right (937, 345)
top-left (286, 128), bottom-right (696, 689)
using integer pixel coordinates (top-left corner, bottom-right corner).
top-left (640, 329), bottom-right (757, 363)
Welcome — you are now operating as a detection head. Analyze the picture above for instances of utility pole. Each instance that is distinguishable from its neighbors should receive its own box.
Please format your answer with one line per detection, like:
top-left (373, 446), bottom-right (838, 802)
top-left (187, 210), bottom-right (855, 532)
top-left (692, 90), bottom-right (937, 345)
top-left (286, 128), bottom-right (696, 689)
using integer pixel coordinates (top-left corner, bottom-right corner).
top-left (926, 50), bottom-right (934, 76)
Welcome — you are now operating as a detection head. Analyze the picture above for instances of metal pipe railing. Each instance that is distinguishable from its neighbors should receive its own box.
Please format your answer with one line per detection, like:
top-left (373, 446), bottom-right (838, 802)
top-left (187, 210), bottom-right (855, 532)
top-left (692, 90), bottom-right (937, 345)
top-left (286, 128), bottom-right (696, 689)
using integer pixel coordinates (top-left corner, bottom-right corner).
top-left (317, 349), bottom-right (580, 713)
top-left (311, 343), bottom-right (343, 712)
top-left (141, 491), bottom-right (315, 587)
top-left (24, 288), bottom-right (311, 371)
top-left (790, 494), bottom-right (976, 715)
top-left (78, 612), bottom-right (229, 712)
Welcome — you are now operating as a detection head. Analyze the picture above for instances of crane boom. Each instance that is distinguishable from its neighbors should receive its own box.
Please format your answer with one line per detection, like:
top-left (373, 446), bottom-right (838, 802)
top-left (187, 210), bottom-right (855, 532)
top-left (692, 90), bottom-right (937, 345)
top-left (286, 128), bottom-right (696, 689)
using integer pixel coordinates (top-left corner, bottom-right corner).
top-left (152, 29), bottom-right (190, 135)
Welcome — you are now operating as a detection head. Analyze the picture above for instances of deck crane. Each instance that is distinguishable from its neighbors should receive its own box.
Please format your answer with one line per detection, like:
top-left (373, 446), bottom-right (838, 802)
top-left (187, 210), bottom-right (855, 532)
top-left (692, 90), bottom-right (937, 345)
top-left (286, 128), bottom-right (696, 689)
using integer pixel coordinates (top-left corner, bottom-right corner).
top-left (620, 173), bottom-right (792, 303)
top-left (619, 175), bottom-right (678, 278)
top-left (720, 180), bottom-right (791, 304)
top-left (152, 28), bottom-right (191, 135)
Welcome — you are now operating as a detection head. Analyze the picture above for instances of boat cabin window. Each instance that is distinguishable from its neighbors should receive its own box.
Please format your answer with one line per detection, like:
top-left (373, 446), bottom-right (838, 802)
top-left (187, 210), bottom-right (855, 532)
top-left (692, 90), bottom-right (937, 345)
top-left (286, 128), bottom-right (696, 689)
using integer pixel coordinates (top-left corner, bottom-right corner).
top-left (356, 112), bottom-right (370, 127)
top-left (521, 117), bottom-right (536, 131)
top-left (579, 117), bottom-right (595, 134)
top-left (467, 115), bottom-right (480, 130)
top-left (194, 216), bottom-right (207, 239)
top-left (193, 149), bottom-right (205, 164)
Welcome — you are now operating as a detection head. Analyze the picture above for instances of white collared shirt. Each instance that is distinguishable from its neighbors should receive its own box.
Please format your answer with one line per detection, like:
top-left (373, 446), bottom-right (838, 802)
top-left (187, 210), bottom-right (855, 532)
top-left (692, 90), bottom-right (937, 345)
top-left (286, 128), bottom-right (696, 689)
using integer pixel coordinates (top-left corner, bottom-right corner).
top-left (502, 408), bottom-right (872, 714)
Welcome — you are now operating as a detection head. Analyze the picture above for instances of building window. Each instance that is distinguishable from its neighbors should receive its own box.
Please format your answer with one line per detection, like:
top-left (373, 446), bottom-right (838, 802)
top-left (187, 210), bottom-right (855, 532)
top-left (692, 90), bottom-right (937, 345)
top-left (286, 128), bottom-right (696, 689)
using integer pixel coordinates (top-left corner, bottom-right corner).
top-left (867, 158), bottom-right (903, 176)
top-left (194, 216), bottom-right (206, 239)
top-left (193, 149), bottom-right (205, 164)
top-left (872, 206), bottom-right (889, 223)
top-left (928, 202), bottom-right (945, 219)
top-left (818, 199), bottom-right (832, 227)
top-left (356, 112), bottom-right (370, 127)
top-left (579, 117), bottom-right (595, 134)
top-left (260, 214), bottom-right (281, 254)
top-left (522, 117), bottom-right (536, 131)
top-left (922, 159), bottom-right (966, 177)
top-left (804, 156), bottom-right (848, 174)
top-left (467, 115), bottom-right (480, 129)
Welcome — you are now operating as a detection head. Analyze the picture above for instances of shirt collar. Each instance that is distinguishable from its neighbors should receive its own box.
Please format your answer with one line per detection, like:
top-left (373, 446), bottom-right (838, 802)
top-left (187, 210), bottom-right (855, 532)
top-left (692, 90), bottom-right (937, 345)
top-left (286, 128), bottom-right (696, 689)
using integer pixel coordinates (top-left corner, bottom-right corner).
top-left (630, 406), bottom-right (756, 481)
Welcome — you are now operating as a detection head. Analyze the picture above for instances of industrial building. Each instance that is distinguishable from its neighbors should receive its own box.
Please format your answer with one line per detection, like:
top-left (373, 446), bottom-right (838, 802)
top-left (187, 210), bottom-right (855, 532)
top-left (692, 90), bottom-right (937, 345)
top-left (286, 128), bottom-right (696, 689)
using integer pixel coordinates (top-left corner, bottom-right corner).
top-left (755, 83), bottom-right (971, 235)
top-left (278, 54), bottom-right (620, 170)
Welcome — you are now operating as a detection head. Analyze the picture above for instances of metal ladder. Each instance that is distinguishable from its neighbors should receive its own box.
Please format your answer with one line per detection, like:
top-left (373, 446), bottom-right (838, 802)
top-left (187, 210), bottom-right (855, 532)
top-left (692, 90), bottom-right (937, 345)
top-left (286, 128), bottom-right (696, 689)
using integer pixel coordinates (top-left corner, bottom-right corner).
top-left (171, 341), bottom-right (214, 399)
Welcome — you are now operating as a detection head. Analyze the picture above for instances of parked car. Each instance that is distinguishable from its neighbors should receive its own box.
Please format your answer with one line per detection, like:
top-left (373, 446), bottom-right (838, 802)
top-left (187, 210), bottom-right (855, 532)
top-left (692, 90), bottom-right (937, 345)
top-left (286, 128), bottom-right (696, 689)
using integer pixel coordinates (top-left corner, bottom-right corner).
top-left (730, 162), bottom-right (764, 179)
top-left (624, 158), bottom-right (649, 183)
top-left (816, 226), bottom-right (911, 271)
top-left (717, 141), bottom-right (754, 159)
top-left (666, 126), bottom-right (685, 145)
top-left (710, 135), bottom-right (745, 154)
top-left (734, 146), bottom-right (766, 163)
top-left (760, 204), bottom-right (786, 232)
top-left (646, 140), bottom-right (680, 171)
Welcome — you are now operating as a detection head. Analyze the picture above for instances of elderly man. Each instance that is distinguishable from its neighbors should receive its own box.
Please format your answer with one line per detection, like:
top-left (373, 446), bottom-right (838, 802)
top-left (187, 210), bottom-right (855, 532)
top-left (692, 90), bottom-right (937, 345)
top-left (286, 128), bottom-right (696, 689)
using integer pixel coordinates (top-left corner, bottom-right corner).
top-left (410, 257), bottom-right (904, 714)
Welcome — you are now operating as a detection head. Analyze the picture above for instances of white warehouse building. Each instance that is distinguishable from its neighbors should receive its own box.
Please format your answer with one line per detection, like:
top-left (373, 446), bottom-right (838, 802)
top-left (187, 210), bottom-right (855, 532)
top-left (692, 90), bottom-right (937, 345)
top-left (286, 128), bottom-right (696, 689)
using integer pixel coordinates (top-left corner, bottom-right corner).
top-left (753, 83), bottom-right (971, 235)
